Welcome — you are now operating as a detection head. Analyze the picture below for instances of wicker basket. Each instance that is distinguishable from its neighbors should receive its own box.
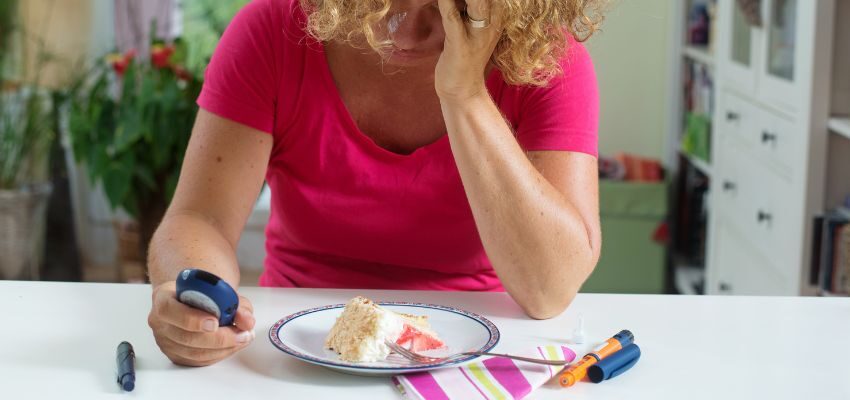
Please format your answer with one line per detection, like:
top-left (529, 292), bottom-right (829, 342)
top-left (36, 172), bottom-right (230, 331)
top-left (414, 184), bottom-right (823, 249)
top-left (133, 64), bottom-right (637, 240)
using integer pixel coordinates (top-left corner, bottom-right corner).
top-left (0, 183), bottom-right (52, 280)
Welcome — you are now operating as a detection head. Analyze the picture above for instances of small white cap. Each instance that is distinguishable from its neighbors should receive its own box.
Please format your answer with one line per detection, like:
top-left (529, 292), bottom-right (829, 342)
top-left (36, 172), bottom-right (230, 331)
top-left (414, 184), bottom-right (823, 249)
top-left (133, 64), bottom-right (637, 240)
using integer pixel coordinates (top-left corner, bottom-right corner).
top-left (572, 314), bottom-right (586, 344)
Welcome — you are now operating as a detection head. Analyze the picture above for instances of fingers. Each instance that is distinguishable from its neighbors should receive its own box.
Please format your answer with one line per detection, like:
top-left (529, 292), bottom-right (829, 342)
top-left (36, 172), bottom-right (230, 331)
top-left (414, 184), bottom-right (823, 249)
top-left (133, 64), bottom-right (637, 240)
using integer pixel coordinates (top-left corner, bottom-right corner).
top-left (159, 324), bottom-right (255, 349)
top-left (464, 0), bottom-right (489, 22)
top-left (153, 287), bottom-right (221, 333)
top-left (155, 335), bottom-right (247, 367)
top-left (234, 295), bottom-right (256, 331)
top-left (436, 0), bottom-right (465, 39)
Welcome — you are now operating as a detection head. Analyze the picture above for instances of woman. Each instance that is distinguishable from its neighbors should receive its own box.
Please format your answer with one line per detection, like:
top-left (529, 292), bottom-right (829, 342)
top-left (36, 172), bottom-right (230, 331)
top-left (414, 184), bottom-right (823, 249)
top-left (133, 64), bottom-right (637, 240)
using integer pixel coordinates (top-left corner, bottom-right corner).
top-left (147, 0), bottom-right (604, 366)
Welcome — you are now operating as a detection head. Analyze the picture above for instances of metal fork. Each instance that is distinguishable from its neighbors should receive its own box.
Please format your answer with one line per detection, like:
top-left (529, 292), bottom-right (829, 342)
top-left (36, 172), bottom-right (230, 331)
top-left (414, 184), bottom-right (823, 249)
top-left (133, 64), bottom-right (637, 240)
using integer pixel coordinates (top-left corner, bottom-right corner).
top-left (384, 340), bottom-right (570, 366)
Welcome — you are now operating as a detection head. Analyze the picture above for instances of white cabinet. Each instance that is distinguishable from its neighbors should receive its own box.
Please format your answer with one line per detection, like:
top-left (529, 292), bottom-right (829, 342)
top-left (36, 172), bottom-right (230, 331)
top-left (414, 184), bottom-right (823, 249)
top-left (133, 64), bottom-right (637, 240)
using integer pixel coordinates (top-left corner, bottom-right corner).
top-left (717, 0), bottom-right (760, 95)
top-left (717, 0), bottom-right (809, 112)
top-left (709, 213), bottom-right (792, 295)
top-left (706, 0), bottom-right (834, 295)
top-left (759, 0), bottom-right (805, 112)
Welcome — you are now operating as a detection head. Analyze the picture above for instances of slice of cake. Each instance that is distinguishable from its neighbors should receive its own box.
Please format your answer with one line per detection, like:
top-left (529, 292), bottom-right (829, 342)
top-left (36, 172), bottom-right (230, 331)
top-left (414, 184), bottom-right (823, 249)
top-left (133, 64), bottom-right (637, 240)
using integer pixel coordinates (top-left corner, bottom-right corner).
top-left (325, 296), bottom-right (445, 362)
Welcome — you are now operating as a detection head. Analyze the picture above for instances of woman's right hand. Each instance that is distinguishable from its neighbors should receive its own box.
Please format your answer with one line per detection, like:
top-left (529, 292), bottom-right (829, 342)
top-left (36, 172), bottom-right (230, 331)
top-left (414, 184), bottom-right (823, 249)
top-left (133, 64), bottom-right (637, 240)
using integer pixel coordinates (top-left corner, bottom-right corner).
top-left (148, 281), bottom-right (256, 367)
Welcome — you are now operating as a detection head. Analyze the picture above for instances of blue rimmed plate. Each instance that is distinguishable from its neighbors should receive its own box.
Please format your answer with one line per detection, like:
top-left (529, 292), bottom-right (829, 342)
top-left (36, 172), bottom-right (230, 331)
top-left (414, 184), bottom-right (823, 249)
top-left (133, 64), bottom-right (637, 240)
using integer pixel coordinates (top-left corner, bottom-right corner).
top-left (268, 301), bottom-right (500, 376)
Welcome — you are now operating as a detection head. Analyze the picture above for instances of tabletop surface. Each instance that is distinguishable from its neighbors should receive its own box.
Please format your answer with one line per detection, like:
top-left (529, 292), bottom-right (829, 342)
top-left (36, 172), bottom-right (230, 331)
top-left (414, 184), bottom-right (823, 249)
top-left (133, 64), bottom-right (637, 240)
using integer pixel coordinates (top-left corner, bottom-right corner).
top-left (2, 281), bottom-right (849, 399)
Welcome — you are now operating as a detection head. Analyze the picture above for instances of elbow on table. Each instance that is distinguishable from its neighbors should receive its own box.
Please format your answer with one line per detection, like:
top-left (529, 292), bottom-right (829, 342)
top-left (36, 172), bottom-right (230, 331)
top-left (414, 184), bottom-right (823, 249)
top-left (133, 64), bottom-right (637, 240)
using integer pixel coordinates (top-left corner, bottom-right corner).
top-left (518, 291), bottom-right (577, 320)
top-left (515, 259), bottom-right (597, 320)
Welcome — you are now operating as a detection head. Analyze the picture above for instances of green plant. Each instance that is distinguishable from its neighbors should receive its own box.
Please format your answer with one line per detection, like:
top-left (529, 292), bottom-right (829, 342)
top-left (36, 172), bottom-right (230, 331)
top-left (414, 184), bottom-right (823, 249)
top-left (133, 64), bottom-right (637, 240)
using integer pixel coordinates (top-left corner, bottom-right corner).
top-left (182, 0), bottom-right (249, 71)
top-left (0, 0), bottom-right (16, 76)
top-left (0, 88), bottom-right (54, 189)
top-left (68, 37), bottom-right (201, 248)
top-left (0, 0), bottom-right (56, 190)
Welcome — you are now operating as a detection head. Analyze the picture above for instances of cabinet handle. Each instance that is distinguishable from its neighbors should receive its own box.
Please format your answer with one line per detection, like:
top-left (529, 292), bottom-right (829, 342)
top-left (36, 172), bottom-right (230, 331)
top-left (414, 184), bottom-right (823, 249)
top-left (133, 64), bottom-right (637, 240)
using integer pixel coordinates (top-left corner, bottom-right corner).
top-left (761, 131), bottom-right (778, 144)
top-left (757, 210), bottom-right (773, 224)
top-left (722, 181), bottom-right (737, 191)
top-left (726, 111), bottom-right (740, 121)
top-left (719, 282), bottom-right (732, 292)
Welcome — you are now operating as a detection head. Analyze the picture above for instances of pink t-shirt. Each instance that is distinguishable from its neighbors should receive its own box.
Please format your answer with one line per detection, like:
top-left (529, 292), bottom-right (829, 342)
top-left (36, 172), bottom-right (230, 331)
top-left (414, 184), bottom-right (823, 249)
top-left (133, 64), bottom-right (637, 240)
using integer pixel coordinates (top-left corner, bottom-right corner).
top-left (197, 0), bottom-right (599, 291)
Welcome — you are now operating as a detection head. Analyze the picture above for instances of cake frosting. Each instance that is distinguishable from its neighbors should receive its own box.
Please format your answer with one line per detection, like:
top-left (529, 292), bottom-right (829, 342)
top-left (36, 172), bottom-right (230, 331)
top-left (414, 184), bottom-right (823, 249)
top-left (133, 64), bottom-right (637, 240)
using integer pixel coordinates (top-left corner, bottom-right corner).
top-left (325, 296), bottom-right (445, 362)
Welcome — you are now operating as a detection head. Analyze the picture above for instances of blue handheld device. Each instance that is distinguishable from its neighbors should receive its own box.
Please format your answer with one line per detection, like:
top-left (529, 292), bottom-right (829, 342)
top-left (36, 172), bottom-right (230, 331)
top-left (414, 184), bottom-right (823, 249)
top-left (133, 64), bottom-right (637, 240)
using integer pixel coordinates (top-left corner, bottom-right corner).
top-left (176, 269), bottom-right (239, 326)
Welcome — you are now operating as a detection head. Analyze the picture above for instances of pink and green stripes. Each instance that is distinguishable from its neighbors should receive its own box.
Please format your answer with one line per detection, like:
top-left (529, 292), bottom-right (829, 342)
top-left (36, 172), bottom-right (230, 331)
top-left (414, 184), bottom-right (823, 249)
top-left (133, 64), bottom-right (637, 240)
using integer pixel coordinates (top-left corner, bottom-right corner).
top-left (393, 345), bottom-right (576, 400)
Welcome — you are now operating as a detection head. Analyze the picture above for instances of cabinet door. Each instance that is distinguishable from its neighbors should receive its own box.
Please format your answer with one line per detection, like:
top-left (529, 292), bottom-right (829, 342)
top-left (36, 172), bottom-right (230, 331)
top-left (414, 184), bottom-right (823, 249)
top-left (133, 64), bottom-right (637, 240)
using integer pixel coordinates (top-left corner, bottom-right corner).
top-left (757, 0), bottom-right (812, 112)
top-left (717, 0), bottom-right (760, 96)
top-left (708, 126), bottom-right (801, 296)
top-left (709, 215), bottom-right (792, 295)
top-left (716, 92), bottom-right (758, 149)
top-left (754, 108), bottom-right (800, 181)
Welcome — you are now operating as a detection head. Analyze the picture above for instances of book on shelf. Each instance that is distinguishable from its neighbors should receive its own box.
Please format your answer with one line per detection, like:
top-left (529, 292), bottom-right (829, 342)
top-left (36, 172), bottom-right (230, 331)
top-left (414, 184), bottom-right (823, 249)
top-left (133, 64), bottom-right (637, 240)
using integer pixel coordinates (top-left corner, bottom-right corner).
top-left (813, 211), bottom-right (850, 295)
top-left (834, 225), bottom-right (850, 294)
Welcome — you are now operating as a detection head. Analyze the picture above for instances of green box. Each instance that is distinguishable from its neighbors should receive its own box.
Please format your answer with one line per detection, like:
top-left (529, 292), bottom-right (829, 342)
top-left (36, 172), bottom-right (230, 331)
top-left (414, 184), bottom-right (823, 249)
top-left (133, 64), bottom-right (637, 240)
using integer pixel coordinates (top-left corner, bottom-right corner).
top-left (581, 181), bottom-right (668, 294)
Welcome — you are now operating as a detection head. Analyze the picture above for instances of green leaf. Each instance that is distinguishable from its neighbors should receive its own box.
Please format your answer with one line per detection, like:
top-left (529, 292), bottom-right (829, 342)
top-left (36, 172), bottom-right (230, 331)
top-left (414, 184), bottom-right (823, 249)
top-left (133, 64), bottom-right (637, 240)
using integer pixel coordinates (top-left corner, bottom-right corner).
top-left (170, 38), bottom-right (188, 66)
top-left (68, 111), bottom-right (91, 163)
top-left (122, 195), bottom-right (139, 219)
top-left (113, 111), bottom-right (141, 152)
top-left (121, 62), bottom-right (137, 104)
top-left (102, 163), bottom-right (132, 210)
top-left (88, 144), bottom-right (109, 180)
top-left (139, 73), bottom-right (157, 141)
top-left (135, 166), bottom-right (156, 190)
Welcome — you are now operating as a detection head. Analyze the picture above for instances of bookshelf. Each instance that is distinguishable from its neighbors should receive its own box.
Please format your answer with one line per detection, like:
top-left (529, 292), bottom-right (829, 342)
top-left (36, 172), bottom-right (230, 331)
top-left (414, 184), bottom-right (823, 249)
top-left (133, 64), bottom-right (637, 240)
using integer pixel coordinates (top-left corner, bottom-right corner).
top-left (828, 117), bottom-right (850, 140)
top-left (683, 45), bottom-right (714, 67)
top-left (679, 149), bottom-right (712, 177)
top-left (670, 0), bottom-right (844, 296)
top-left (815, 1), bottom-right (850, 297)
top-left (668, 0), bottom-right (717, 294)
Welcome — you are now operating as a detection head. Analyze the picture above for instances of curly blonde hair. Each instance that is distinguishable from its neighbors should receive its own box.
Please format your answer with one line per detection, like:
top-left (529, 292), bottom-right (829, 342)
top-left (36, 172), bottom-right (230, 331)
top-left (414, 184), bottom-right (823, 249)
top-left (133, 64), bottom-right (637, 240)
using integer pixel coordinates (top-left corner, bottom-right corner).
top-left (300, 0), bottom-right (605, 86)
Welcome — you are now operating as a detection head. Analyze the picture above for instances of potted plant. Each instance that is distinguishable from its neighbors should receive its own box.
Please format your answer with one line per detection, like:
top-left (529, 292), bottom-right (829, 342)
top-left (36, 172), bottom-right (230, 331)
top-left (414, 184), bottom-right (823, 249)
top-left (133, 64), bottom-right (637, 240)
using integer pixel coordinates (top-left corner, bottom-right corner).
top-left (68, 34), bottom-right (202, 280)
top-left (0, 0), bottom-right (57, 280)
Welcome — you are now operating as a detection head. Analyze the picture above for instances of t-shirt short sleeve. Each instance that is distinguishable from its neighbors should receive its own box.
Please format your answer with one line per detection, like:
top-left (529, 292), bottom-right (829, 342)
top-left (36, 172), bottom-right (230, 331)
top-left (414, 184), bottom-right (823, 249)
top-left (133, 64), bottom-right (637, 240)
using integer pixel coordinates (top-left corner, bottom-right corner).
top-left (196, 0), bottom-right (279, 134)
top-left (514, 42), bottom-right (599, 157)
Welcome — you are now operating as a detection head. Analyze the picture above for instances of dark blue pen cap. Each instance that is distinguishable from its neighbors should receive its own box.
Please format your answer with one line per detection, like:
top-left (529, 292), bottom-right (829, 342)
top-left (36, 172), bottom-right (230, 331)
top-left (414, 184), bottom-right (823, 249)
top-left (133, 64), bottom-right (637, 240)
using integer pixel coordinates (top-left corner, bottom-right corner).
top-left (613, 330), bottom-right (634, 347)
top-left (587, 343), bottom-right (641, 383)
top-left (120, 374), bottom-right (135, 391)
top-left (116, 341), bottom-right (136, 392)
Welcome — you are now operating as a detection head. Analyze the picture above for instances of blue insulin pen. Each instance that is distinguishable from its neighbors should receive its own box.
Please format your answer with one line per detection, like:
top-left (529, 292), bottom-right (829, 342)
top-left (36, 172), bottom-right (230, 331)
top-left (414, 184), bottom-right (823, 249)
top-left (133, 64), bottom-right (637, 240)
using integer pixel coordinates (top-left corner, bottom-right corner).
top-left (176, 269), bottom-right (239, 326)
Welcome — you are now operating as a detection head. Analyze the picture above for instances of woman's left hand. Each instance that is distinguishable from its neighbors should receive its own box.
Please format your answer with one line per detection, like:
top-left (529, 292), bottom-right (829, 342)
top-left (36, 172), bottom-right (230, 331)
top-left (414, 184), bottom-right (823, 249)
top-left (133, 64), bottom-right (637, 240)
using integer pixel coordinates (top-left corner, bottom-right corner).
top-left (435, 0), bottom-right (503, 103)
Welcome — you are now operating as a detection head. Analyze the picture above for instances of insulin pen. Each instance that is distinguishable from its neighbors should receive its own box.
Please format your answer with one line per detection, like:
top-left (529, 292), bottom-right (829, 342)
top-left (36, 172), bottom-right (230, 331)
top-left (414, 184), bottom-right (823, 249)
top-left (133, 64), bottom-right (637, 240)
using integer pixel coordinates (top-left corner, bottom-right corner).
top-left (116, 341), bottom-right (136, 392)
top-left (559, 329), bottom-right (634, 387)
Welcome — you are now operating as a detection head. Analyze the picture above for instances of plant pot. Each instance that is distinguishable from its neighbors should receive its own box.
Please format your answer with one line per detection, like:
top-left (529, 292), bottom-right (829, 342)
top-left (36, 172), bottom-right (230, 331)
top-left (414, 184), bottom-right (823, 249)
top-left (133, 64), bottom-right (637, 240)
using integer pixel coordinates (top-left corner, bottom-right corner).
top-left (0, 183), bottom-right (53, 280)
top-left (112, 195), bottom-right (166, 283)
top-left (113, 219), bottom-right (147, 283)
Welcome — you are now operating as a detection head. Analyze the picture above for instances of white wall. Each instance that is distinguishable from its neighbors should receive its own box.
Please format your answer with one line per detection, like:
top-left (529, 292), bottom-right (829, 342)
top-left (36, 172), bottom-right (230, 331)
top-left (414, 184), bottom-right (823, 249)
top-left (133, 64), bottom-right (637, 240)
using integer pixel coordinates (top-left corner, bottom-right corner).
top-left (585, 0), bottom-right (676, 160)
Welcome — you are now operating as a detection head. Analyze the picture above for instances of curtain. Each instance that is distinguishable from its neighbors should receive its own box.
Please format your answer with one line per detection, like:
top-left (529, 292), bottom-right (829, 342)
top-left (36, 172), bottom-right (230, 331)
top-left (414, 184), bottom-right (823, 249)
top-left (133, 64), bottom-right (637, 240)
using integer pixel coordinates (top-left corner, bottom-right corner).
top-left (113, 0), bottom-right (182, 56)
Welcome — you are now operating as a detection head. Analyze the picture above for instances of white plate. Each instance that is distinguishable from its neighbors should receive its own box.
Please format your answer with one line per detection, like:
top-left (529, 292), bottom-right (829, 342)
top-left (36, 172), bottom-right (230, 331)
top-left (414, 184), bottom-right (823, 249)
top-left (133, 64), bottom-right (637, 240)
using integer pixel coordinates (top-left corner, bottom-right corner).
top-left (268, 301), bottom-right (500, 376)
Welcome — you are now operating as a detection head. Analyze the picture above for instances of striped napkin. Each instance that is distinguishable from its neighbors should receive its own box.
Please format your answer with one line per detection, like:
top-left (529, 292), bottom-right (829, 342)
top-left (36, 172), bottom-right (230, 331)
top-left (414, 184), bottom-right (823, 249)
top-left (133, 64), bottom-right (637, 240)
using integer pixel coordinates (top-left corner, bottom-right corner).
top-left (392, 345), bottom-right (576, 399)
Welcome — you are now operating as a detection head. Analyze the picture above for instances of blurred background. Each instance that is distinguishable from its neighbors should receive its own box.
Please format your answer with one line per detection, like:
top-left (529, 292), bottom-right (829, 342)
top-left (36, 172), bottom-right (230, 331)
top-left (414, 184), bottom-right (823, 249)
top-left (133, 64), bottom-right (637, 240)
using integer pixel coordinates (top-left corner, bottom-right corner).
top-left (1, 0), bottom-right (848, 297)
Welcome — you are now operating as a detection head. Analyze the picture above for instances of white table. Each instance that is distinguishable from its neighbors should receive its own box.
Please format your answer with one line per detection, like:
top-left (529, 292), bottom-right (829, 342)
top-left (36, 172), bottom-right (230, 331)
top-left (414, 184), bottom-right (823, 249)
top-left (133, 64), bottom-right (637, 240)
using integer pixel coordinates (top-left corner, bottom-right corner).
top-left (2, 281), bottom-right (849, 399)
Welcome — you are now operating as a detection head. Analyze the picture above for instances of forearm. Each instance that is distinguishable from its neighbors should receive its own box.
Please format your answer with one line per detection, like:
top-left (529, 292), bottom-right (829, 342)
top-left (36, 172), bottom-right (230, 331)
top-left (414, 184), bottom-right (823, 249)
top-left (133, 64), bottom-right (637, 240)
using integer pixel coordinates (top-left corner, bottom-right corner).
top-left (442, 94), bottom-right (597, 319)
top-left (148, 211), bottom-right (242, 288)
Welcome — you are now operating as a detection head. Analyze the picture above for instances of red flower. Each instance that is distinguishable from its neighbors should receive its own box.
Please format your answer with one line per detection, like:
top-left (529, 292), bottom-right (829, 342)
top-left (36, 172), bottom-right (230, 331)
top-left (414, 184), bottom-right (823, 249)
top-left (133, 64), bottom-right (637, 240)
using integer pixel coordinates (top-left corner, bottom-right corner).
top-left (172, 65), bottom-right (192, 81)
top-left (107, 49), bottom-right (136, 76)
top-left (151, 44), bottom-right (175, 69)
